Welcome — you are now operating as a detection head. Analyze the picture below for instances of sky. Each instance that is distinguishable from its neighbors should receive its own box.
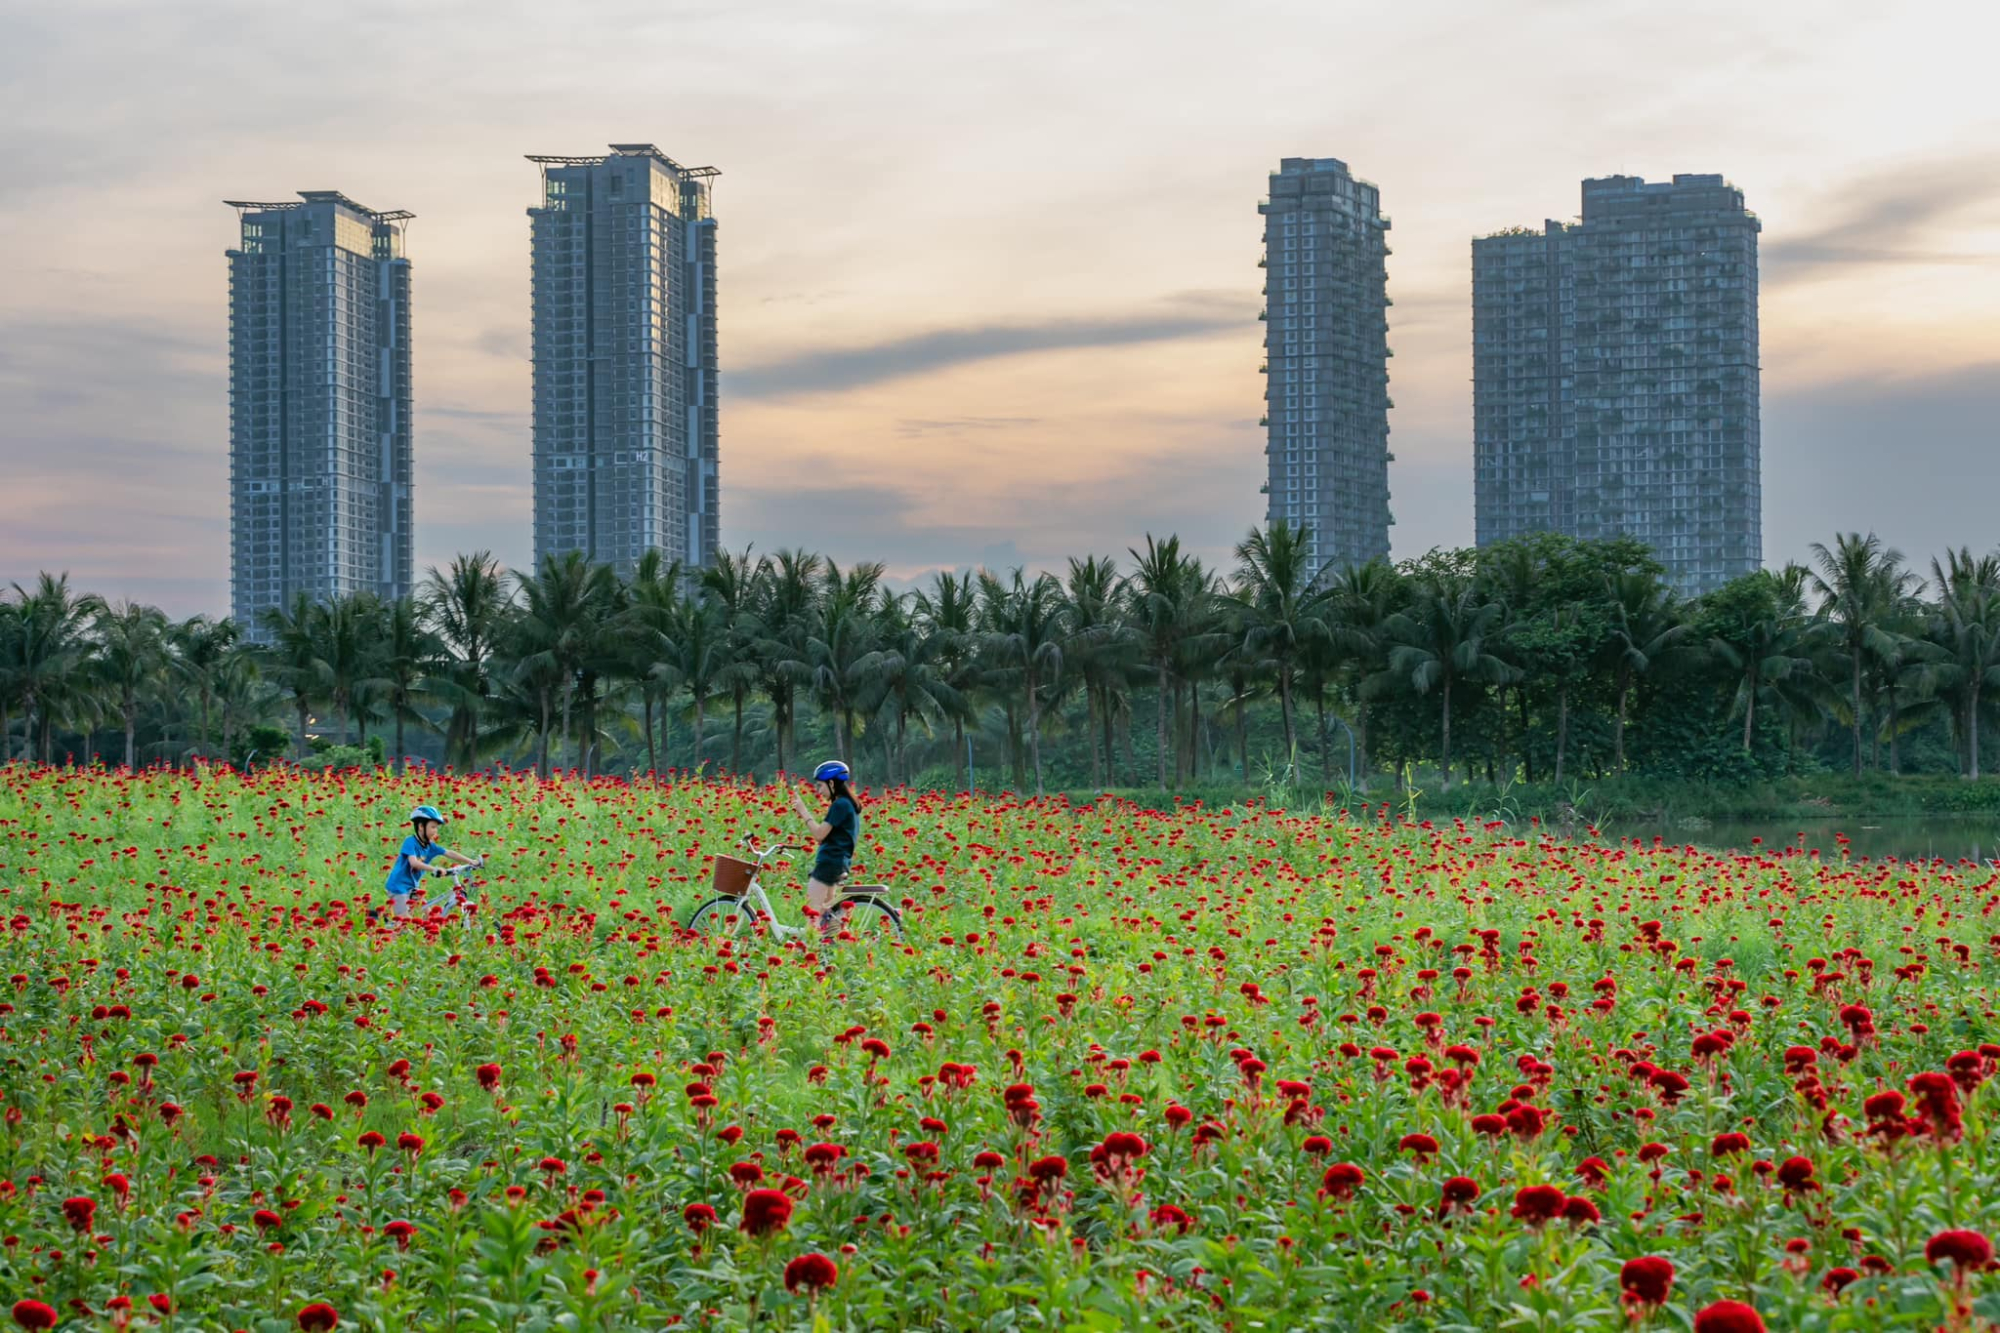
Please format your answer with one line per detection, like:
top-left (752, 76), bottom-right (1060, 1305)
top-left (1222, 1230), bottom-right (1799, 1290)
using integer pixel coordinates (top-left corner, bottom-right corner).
top-left (2, 0), bottom-right (1997, 618)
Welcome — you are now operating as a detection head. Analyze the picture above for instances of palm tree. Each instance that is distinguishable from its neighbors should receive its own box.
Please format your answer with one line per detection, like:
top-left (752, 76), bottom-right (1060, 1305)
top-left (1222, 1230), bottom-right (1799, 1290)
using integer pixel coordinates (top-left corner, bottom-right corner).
top-left (318, 593), bottom-right (387, 746)
top-left (93, 601), bottom-right (169, 770)
top-left (379, 598), bottom-right (441, 774)
top-left (1127, 535), bottom-right (1210, 788)
top-left (1810, 533), bottom-right (1917, 777)
top-left (752, 550), bottom-right (822, 776)
top-left (169, 615), bottom-right (238, 761)
top-left (700, 547), bottom-right (765, 774)
top-left (979, 569), bottom-right (1068, 797)
top-left (1706, 567), bottom-right (1824, 754)
top-left (422, 552), bottom-right (510, 770)
top-left (626, 550), bottom-right (685, 778)
top-left (913, 571), bottom-right (982, 789)
top-left (1327, 559), bottom-right (1401, 780)
top-left (259, 593), bottom-right (327, 761)
top-left (664, 590), bottom-right (742, 777)
top-left (806, 560), bottom-right (886, 764)
top-left (509, 552), bottom-right (621, 775)
top-left (1925, 548), bottom-right (2000, 779)
top-left (1375, 572), bottom-right (1517, 790)
top-left (10, 574), bottom-right (104, 763)
top-left (1232, 521), bottom-right (1331, 761)
top-left (1061, 555), bottom-right (1132, 789)
top-left (1603, 571), bottom-right (1687, 772)
top-left (0, 597), bottom-right (23, 763)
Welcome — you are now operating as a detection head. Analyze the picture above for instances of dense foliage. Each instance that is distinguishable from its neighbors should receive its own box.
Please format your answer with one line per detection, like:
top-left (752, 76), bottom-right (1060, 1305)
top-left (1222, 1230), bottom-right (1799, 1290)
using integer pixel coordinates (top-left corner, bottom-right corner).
top-left (1, 767), bottom-right (1997, 1330)
top-left (5, 527), bottom-right (1999, 792)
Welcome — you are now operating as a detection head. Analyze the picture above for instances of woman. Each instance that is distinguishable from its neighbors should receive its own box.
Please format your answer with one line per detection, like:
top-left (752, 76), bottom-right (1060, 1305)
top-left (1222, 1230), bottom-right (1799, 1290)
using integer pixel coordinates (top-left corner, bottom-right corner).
top-left (791, 759), bottom-right (860, 931)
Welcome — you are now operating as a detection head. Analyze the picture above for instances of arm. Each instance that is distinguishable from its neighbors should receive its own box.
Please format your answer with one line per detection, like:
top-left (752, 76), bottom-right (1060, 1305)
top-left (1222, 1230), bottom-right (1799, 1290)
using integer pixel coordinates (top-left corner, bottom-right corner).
top-left (790, 791), bottom-right (832, 845)
top-left (430, 846), bottom-right (484, 870)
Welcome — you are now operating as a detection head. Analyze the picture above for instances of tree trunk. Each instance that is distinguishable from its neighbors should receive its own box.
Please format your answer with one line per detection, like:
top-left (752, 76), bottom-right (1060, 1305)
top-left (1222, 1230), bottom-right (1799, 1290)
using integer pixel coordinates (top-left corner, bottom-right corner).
top-left (1155, 664), bottom-right (1170, 789)
top-left (1439, 687), bottom-right (1453, 791)
top-left (1103, 693), bottom-right (1118, 788)
top-left (1742, 670), bottom-right (1757, 752)
top-left (296, 698), bottom-right (311, 761)
top-left (395, 705), bottom-right (406, 777)
top-left (1188, 680), bottom-right (1203, 785)
top-left (1236, 689), bottom-right (1249, 783)
top-left (953, 715), bottom-right (967, 791)
top-left (536, 689), bottom-right (552, 780)
top-left (1850, 647), bottom-right (1864, 777)
top-left (693, 692), bottom-right (707, 778)
top-left (1, 698), bottom-right (10, 763)
top-left (731, 685), bottom-right (746, 776)
top-left (1085, 683), bottom-right (1102, 789)
top-left (1278, 671), bottom-right (1297, 763)
top-left (1970, 685), bottom-right (1982, 781)
top-left (1026, 670), bottom-right (1043, 797)
top-left (1553, 686), bottom-right (1569, 785)
top-left (1887, 692), bottom-right (1901, 776)
top-left (1517, 688), bottom-right (1534, 783)
top-left (198, 689), bottom-right (213, 762)
top-left (559, 682), bottom-right (575, 774)
top-left (1357, 703), bottom-right (1371, 781)
top-left (1613, 666), bottom-right (1631, 773)
top-left (1316, 690), bottom-right (1330, 785)
top-left (643, 694), bottom-right (657, 778)
top-left (124, 698), bottom-right (137, 771)
top-left (774, 695), bottom-right (790, 777)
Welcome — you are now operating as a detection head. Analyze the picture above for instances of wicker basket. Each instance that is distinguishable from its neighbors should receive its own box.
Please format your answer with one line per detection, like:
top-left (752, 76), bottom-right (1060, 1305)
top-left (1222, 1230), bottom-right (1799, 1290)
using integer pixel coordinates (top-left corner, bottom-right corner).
top-left (710, 854), bottom-right (756, 897)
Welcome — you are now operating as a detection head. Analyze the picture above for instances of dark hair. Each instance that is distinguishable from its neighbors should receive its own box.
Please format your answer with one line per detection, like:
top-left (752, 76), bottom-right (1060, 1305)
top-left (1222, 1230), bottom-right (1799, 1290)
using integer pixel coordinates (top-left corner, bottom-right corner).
top-left (825, 776), bottom-right (861, 809)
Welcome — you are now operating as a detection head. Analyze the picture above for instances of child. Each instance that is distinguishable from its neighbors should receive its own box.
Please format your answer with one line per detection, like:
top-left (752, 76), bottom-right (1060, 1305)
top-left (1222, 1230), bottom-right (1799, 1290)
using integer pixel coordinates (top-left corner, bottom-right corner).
top-left (380, 804), bottom-right (483, 921)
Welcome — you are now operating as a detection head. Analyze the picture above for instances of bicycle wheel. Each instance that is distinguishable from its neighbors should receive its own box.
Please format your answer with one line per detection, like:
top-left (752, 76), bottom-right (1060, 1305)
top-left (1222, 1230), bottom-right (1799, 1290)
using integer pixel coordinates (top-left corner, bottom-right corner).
top-left (686, 896), bottom-right (755, 937)
top-left (824, 896), bottom-right (904, 943)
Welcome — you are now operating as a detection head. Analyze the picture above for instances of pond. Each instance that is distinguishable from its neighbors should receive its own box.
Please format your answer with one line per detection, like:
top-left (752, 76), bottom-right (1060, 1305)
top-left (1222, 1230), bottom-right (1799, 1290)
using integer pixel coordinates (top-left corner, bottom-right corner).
top-left (1601, 816), bottom-right (2000, 865)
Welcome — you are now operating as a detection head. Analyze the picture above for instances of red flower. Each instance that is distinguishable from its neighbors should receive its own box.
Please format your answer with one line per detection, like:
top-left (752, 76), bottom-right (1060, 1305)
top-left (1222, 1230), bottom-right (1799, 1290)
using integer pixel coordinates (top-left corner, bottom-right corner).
top-left (1439, 1175), bottom-right (1481, 1216)
top-left (357, 1131), bottom-right (386, 1152)
top-left (1509, 1185), bottom-right (1566, 1226)
top-left (1775, 1156), bottom-right (1816, 1191)
top-left (1397, 1133), bottom-right (1439, 1160)
top-left (1925, 1229), bottom-right (1994, 1275)
top-left (1710, 1132), bottom-right (1751, 1156)
top-left (1301, 1135), bottom-right (1333, 1157)
top-left (1028, 1155), bottom-right (1069, 1182)
top-left (1692, 1300), bottom-right (1766, 1333)
top-left (146, 1296), bottom-right (172, 1316)
top-left (1148, 1203), bottom-right (1194, 1234)
top-left (475, 1063), bottom-right (502, 1090)
top-left (297, 1303), bottom-right (340, 1332)
top-left (683, 1202), bottom-right (718, 1234)
top-left (253, 1208), bottom-right (284, 1232)
top-left (972, 1150), bottom-right (1006, 1171)
top-left (1318, 1163), bottom-right (1365, 1201)
top-left (539, 1156), bottom-right (567, 1175)
top-left (11, 1300), bottom-right (58, 1330)
top-left (784, 1252), bottom-right (839, 1295)
top-left (740, 1187), bottom-right (794, 1237)
top-left (1822, 1267), bottom-right (1859, 1295)
top-left (1620, 1256), bottom-right (1674, 1307)
top-left (61, 1196), bottom-right (96, 1232)
top-left (395, 1132), bottom-right (425, 1156)
top-left (383, 1219), bottom-right (416, 1250)
top-left (1560, 1196), bottom-right (1601, 1225)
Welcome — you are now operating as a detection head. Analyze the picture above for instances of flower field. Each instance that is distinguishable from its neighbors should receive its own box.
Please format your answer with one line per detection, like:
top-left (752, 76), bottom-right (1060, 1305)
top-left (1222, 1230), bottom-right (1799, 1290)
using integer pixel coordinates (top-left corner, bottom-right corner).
top-left (1, 766), bottom-right (1997, 1331)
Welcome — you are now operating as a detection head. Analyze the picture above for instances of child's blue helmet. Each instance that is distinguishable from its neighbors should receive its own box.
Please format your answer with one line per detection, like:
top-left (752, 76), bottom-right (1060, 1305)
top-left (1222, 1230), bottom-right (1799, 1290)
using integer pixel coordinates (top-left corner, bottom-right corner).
top-left (409, 805), bottom-right (445, 826)
top-left (812, 760), bottom-right (851, 783)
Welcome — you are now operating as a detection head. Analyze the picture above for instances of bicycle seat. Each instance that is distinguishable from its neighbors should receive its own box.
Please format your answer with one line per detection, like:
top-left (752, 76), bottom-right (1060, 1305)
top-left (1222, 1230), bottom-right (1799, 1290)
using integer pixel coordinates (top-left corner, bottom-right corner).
top-left (841, 884), bottom-right (889, 898)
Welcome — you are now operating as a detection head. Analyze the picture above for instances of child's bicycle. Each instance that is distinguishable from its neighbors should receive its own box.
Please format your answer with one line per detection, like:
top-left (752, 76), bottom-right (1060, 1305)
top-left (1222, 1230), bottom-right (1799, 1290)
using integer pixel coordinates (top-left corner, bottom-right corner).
top-left (366, 864), bottom-right (480, 927)
top-left (686, 836), bottom-right (904, 943)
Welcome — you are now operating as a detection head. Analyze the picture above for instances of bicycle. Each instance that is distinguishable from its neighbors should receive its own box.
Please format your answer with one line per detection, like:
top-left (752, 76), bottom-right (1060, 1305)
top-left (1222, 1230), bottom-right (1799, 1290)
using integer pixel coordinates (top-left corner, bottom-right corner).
top-left (685, 836), bottom-right (905, 943)
top-left (367, 864), bottom-right (480, 927)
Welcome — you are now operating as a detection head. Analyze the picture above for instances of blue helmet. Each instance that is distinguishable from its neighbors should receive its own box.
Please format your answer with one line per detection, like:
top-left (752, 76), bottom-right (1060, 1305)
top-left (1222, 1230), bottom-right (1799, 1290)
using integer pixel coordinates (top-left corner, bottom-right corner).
top-left (409, 805), bottom-right (445, 826)
top-left (812, 759), bottom-right (851, 784)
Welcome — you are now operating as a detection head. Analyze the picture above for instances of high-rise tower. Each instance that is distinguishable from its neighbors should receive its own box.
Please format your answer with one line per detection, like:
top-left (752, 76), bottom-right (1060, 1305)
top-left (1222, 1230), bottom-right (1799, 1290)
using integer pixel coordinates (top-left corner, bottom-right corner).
top-left (225, 192), bottom-right (413, 637)
top-left (1473, 174), bottom-right (1761, 592)
top-left (527, 144), bottom-right (719, 573)
top-left (1259, 157), bottom-right (1394, 574)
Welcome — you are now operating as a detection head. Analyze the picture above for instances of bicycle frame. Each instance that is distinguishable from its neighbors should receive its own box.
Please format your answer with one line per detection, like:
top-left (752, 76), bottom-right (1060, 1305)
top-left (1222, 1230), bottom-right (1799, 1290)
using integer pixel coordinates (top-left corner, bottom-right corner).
top-left (731, 838), bottom-right (805, 937)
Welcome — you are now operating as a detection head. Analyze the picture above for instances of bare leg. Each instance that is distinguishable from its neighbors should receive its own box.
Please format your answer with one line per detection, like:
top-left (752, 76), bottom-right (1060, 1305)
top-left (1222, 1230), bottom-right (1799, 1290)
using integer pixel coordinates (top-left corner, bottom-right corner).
top-left (806, 877), bottom-right (839, 934)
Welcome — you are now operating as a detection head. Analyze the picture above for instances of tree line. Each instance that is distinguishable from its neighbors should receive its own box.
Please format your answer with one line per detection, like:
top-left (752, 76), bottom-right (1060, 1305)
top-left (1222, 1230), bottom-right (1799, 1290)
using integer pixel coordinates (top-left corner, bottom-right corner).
top-left (3, 525), bottom-right (1997, 792)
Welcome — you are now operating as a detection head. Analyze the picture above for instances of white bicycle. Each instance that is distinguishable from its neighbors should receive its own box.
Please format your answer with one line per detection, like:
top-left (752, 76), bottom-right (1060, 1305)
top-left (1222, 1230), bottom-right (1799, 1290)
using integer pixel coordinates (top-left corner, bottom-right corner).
top-left (686, 836), bottom-right (904, 943)
top-left (370, 863), bottom-right (480, 926)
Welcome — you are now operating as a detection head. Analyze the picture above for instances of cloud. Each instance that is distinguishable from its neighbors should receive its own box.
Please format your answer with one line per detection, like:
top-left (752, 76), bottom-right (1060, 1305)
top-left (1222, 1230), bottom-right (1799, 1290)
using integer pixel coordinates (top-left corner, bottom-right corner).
top-left (1763, 154), bottom-right (2000, 283)
top-left (1762, 362), bottom-right (2000, 568)
top-left (893, 416), bottom-right (1041, 438)
top-left (727, 303), bottom-right (1251, 401)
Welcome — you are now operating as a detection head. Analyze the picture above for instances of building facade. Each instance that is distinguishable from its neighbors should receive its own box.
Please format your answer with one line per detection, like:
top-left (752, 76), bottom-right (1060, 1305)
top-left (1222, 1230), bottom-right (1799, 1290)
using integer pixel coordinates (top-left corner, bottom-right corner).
top-left (1259, 157), bottom-right (1394, 574)
top-left (527, 144), bottom-right (719, 574)
top-left (226, 192), bottom-right (413, 639)
top-left (1473, 174), bottom-right (1761, 592)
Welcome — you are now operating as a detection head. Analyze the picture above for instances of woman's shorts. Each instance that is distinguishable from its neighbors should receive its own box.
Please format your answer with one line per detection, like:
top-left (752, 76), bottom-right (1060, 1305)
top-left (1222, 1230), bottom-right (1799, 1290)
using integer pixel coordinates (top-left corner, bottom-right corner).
top-left (810, 858), bottom-right (849, 886)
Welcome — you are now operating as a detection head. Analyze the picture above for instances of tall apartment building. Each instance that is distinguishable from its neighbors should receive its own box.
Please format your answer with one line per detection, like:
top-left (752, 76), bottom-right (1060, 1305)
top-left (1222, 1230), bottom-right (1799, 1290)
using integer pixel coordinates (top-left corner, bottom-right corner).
top-left (225, 192), bottom-right (413, 639)
top-left (1473, 174), bottom-right (1761, 592)
top-left (1259, 157), bottom-right (1394, 574)
top-left (527, 144), bottom-right (719, 573)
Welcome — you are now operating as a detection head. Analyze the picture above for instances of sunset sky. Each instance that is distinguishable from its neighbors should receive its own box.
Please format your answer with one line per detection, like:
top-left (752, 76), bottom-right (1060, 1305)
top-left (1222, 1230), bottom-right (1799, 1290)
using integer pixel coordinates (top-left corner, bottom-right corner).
top-left (3, 0), bottom-right (1997, 617)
